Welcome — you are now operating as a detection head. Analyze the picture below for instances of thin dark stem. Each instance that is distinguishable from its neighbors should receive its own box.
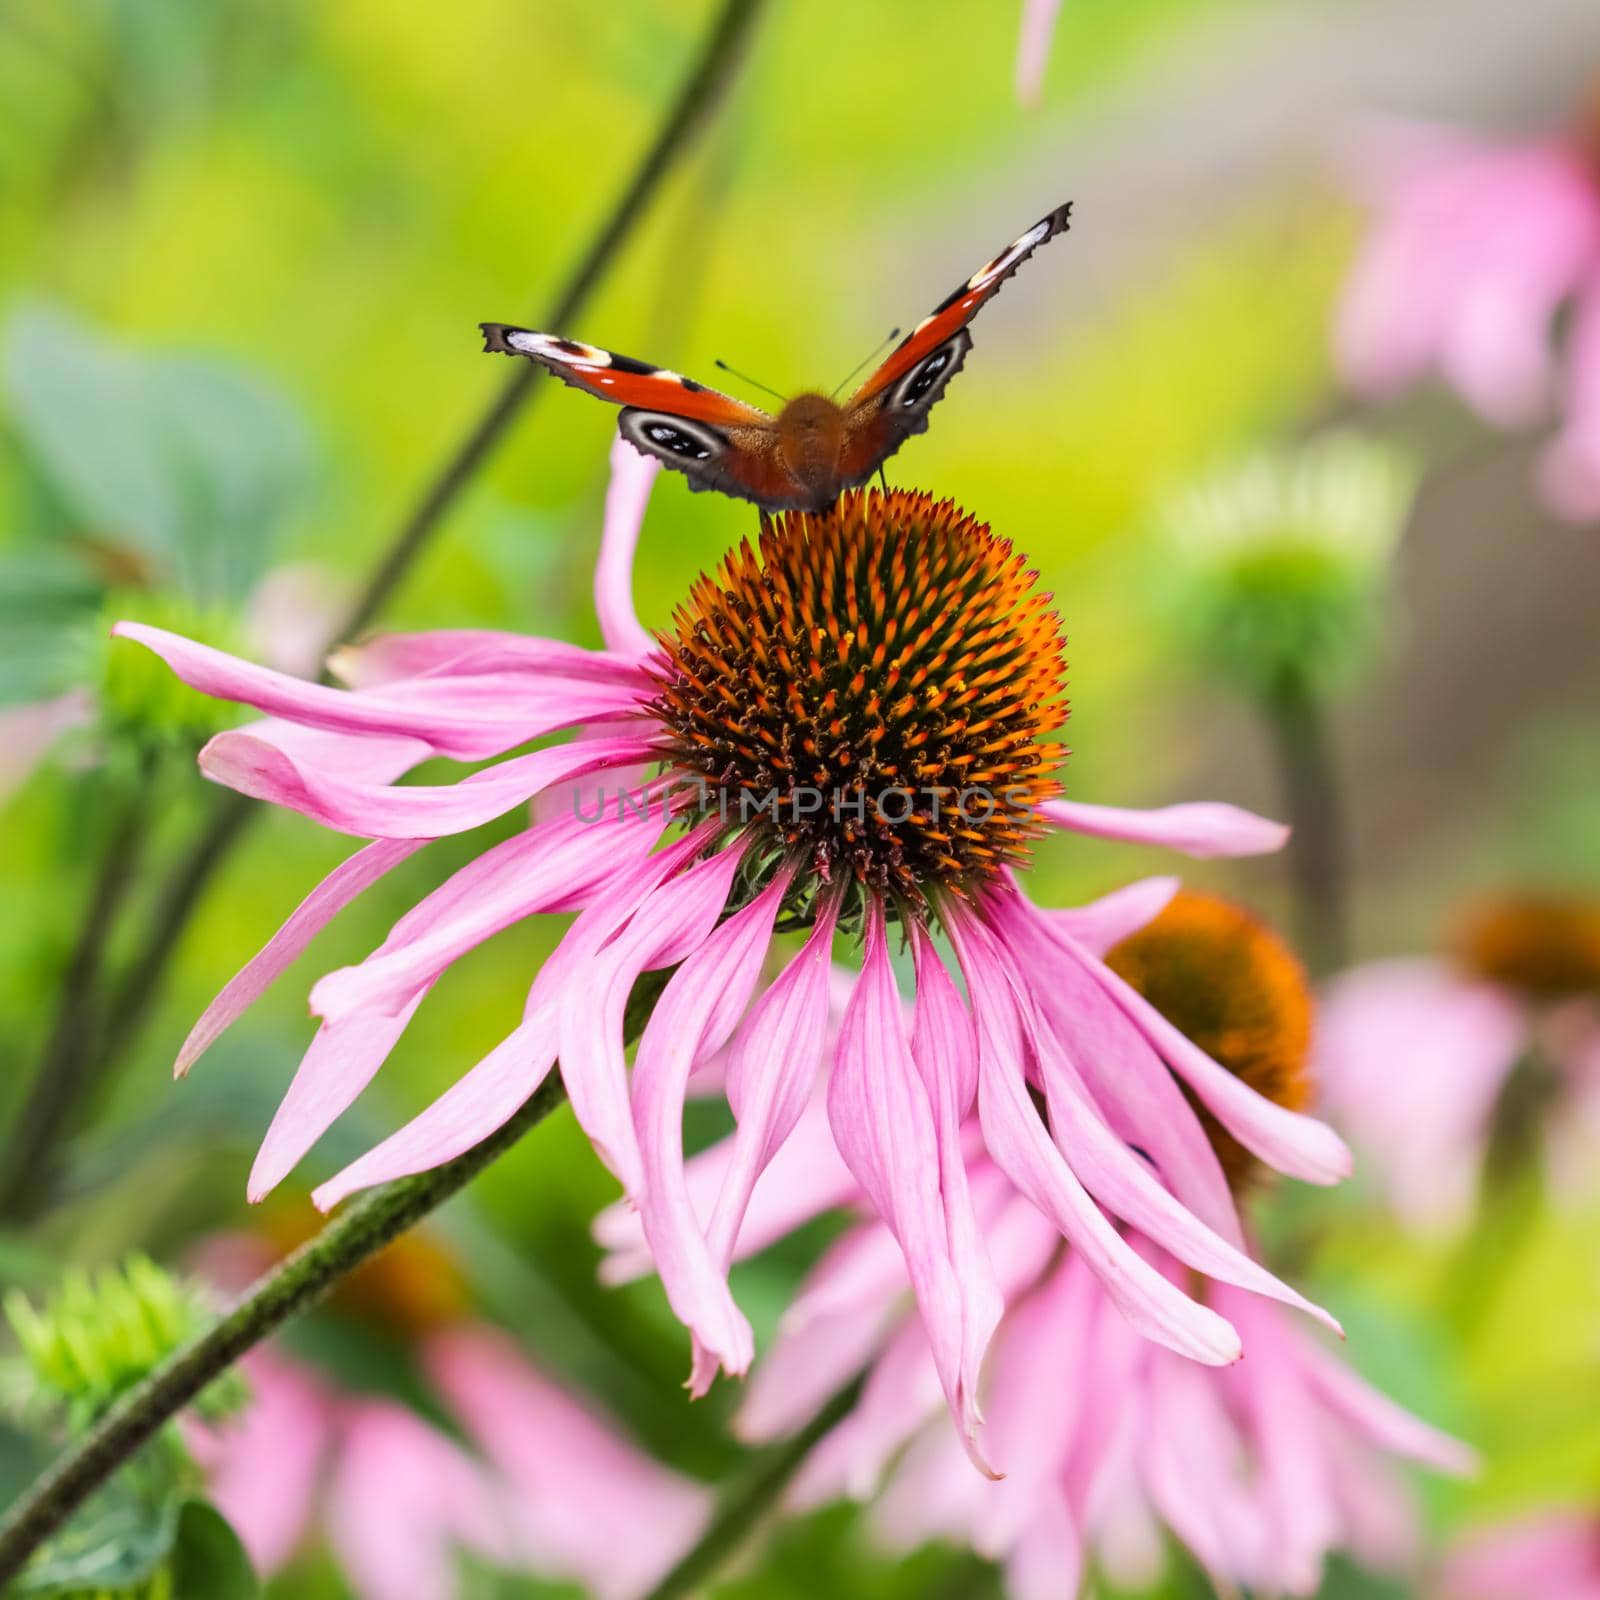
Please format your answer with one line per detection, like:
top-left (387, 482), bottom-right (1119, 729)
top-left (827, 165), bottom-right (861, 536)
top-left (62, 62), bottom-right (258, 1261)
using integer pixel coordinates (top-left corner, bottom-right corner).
top-left (0, 771), bottom-right (152, 1218)
top-left (642, 1376), bottom-right (866, 1600)
top-left (0, 1075), bottom-right (570, 1582)
top-left (3, 0), bottom-right (766, 1215)
top-left (1260, 674), bottom-right (1348, 977)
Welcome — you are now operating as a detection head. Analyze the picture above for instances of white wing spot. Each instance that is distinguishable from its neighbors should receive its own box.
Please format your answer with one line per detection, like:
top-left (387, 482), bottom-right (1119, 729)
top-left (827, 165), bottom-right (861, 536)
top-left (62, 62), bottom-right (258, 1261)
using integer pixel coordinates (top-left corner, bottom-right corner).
top-left (966, 220), bottom-right (1051, 289)
top-left (507, 331), bottom-right (611, 367)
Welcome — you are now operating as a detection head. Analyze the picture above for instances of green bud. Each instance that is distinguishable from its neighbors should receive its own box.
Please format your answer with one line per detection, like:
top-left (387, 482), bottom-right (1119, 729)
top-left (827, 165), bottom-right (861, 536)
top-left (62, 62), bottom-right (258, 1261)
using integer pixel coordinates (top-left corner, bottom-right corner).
top-left (93, 592), bottom-right (246, 748)
top-left (4, 1256), bottom-right (246, 1433)
top-left (1154, 432), bottom-right (1418, 701)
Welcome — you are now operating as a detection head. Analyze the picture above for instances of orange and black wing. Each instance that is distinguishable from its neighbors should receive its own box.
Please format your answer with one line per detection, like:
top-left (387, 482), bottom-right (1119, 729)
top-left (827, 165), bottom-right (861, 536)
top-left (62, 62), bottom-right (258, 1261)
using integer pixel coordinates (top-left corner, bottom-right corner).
top-left (481, 324), bottom-right (800, 509)
top-left (835, 203), bottom-right (1072, 486)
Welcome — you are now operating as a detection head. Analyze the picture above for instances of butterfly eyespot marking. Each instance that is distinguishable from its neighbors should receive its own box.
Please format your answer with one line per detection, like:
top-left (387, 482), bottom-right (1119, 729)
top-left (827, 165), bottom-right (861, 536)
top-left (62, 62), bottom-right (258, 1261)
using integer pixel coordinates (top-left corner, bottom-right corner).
top-left (886, 332), bottom-right (971, 413)
top-left (620, 409), bottom-right (728, 464)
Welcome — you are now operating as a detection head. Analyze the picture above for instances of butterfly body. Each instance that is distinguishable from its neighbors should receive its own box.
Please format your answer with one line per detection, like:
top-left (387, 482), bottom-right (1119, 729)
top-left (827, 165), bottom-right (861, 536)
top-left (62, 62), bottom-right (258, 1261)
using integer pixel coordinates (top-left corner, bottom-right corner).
top-left (482, 202), bottom-right (1069, 512)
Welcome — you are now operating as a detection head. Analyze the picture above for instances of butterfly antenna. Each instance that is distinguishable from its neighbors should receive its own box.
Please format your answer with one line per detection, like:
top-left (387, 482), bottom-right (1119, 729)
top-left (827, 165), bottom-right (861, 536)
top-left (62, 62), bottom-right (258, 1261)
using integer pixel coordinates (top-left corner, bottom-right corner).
top-left (832, 327), bottom-right (902, 399)
top-left (713, 358), bottom-right (787, 403)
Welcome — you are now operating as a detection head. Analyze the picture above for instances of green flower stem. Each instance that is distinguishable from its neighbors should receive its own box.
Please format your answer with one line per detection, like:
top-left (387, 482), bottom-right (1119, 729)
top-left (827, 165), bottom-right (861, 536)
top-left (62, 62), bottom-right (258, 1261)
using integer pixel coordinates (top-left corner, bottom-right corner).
top-left (0, 1074), bottom-right (570, 1584)
top-left (0, 765), bottom-right (154, 1219)
top-left (1261, 671), bottom-right (1349, 977)
top-left (1, 0), bottom-right (768, 1221)
top-left (642, 1375), bottom-right (867, 1600)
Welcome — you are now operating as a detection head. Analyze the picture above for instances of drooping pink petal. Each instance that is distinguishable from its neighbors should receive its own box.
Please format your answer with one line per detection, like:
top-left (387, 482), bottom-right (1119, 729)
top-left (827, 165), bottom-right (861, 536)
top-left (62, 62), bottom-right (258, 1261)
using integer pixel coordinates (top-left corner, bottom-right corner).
top-left (114, 620), bottom-right (647, 761)
top-left (310, 1007), bottom-right (558, 1210)
top-left (559, 832), bottom-right (747, 1196)
top-left (632, 871), bottom-right (791, 1390)
top-left (176, 837), bottom-right (423, 1077)
top-left (1293, 1335), bottom-right (1477, 1475)
top-left (702, 900), bottom-right (840, 1269)
top-left (595, 437), bottom-right (662, 658)
top-left (250, 992), bottom-right (428, 1200)
top-left (1013, 0), bottom-right (1063, 106)
top-left (191, 1351), bottom-right (332, 1577)
top-left (1213, 1287), bottom-right (1340, 1596)
top-left (1076, 933), bottom-right (1353, 1184)
top-left (946, 910), bottom-right (1243, 1367)
top-left (596, 1092), bottom-right (859, 1285)
top-left (1041, 796), bottom-right (1289, 857)
top-left (200, 726), bottom-right (655, 838)
top-left (1035, 874), bottom-right (1181, 957)
top-left (827, 905), bottom-right (997, 1470)
top-left (325, 1400), bottom-right (509, 1600)
top-left (428, 1326), bottom-right (713, 1600)
top-left (243, 718), bottom-right (433, 785)
top-left (993, 887), bottom-right (1240, 1240)
top-left (308, 799), bottom-right (666, 1025)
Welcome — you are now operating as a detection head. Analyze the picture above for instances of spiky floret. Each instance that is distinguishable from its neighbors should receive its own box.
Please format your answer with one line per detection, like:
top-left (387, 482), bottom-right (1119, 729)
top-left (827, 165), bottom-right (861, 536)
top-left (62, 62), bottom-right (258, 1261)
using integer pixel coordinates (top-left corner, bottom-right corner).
top-left (652, 489), bottom-right (1067, 914)
top-left (1107, 891), bottom-right (1312, 1191)
top-left (1450, 891), bottom-right (1600, 1000)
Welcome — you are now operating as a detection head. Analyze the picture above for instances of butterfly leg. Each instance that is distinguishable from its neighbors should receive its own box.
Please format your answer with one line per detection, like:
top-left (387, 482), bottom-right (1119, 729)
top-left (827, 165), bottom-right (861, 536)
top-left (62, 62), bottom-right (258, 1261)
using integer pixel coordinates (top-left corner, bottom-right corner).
top-left (877, 466), bottom-right (890, 495)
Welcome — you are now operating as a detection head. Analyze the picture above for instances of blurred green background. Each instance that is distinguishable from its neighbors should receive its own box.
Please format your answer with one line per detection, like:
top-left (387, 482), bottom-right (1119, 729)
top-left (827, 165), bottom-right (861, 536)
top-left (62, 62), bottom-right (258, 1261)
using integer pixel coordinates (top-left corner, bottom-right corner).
top-left (4, 1), bottom-right (1600, 1595)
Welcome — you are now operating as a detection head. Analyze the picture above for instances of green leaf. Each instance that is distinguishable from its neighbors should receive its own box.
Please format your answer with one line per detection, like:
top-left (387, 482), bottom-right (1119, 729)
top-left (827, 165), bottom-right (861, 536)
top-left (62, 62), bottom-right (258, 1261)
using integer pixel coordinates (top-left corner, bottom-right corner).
top-left (169, 1500), bottom-right (260, 1598)
top-left (3, 304), bottom-right (314, 606)
top-left (12, 1469), bottom-right (180, 1595)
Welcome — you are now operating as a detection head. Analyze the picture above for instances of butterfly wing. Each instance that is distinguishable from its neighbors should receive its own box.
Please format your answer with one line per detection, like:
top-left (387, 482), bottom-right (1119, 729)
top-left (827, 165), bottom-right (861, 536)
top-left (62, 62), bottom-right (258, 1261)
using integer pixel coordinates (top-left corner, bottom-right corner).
top-left (835, 202), bottom-right (1072, 486)
top-left (481, 324), bottom-right (801, 509)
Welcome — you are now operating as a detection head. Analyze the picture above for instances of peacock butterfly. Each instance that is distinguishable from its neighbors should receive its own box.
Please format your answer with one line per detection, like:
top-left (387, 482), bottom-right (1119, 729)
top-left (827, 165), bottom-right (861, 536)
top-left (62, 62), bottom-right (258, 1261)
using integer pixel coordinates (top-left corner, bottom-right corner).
top-left (481, 202), bottom-right (1072, 512)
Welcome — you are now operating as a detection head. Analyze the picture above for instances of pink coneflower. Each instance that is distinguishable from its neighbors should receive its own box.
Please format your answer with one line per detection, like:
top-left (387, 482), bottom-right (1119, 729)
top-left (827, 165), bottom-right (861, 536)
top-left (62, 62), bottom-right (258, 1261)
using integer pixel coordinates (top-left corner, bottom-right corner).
top-left (190, 1226), bottom-right (710, 1600)
top-left (621, 892), bottom-right (1469, 1597)
top-left (1334, 89), bottom-right (1600, 519)
top-left (117, 440), bottom-right (1349, 1455)
top-left (1318, 891), bottom-right (1600, 1228)
top-left (1436, 1511), bottom-right (1600, 1600)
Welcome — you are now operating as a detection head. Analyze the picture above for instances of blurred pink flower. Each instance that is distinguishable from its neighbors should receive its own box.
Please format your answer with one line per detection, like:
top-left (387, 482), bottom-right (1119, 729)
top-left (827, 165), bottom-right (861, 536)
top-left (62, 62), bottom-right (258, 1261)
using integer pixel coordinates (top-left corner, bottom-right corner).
top-left (1317, 895), bottom-right (1600, 1229)
top-left (117, 443), bottom-right (1349, 1446)
top-left (602, 894), bottom-right (1470, 1597)
top-left (1334, 112), bottom-right (1600, 520)
top-left (1015, 0), bottom-right (1063, 106)
top-left (0, 690), bottom-right (93, 802)
top-left (1436, 1511), bottom-right (1600, 1600)
top-left (189, 1237), bottom-right (709, 1600)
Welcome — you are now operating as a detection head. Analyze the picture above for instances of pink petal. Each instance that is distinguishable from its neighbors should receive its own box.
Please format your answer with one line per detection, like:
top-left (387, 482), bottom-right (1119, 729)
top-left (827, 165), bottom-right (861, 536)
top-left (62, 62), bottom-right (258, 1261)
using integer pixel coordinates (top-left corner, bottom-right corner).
top-left (735, 1222), bottom-right (906, 1446)
top-left (1439, 1514), bottom-right (1600, 1600)
top-left (0, 690), bottom-right (93, 800)
top-left (427, 1327), bottom-right (713, 1600)
top-left (326, 1401), bottom-right (508, 1600)
top-left (308, 800), bottom-right (666, 1024)
top-left (330, 630), bottom-right (645, 689)
top-left (1013, 0), bottom-right (1063, 105)
top-left (595, 438), bottom-right (661, 658)
top-left (827, 906), bottom-right (997, 1470)
top-left (559, 833), bottom-right (746, 1196)
top-left (1035, 874), bottom-right (1181, 957)
top-left (994, 888), bottom-right (1239, 1240)
top-left (250, 992), bottom-right (428, 1200)
top-left (1541, 268), bottom-right (1600, 522)
top-left (1315, 959), bottom-right (1523, 1227)
top-left (1077, 934), bottom-right (1353, 1184)
top-left (1041, 796), bottom-right (1289, 857)
top-left (596, 1093), bottom-right (859, 1285)
top-left (1294, 1335), bottom-right (1477, 1475)
top-left (632, 871), bottom-right (790, 1390)
top-left (114, 620), bottom-right (646, 761)
top-left (947, 911), bottom-right (1242, 1367)
top-left (193, 1351), bottom-right (332, 1576)
top-left (176, 838), bottom-right (422, 1076)
top-left (703, 901), bottom-right (840, 1267)
top-left (199, 726), bottom-right (654, 838)
top-left (311, 1007), bottom-right (558, 1209)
